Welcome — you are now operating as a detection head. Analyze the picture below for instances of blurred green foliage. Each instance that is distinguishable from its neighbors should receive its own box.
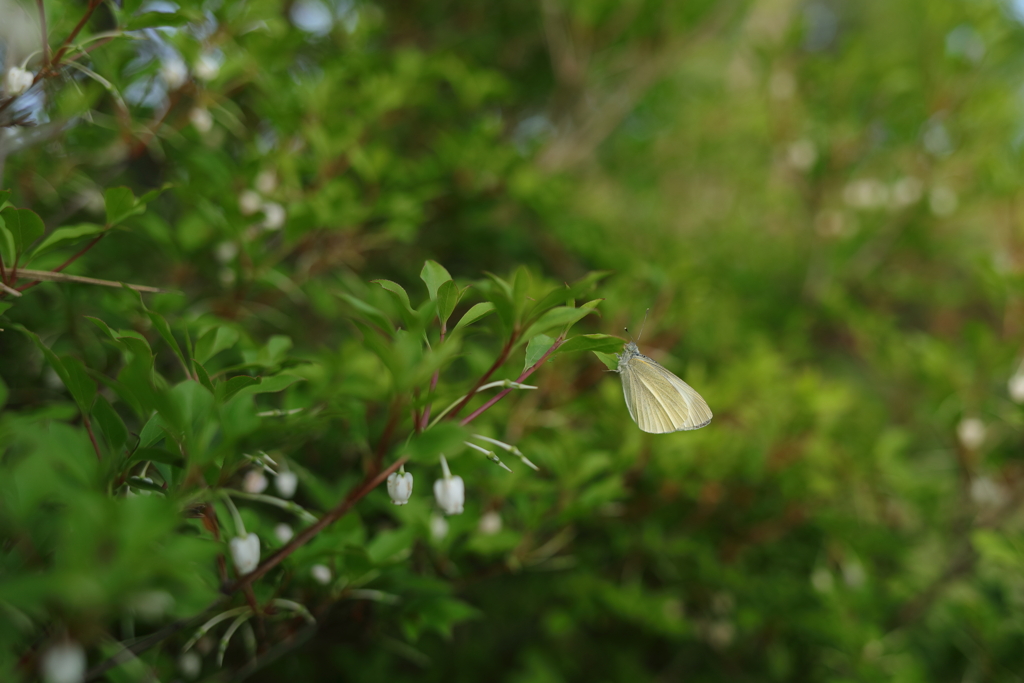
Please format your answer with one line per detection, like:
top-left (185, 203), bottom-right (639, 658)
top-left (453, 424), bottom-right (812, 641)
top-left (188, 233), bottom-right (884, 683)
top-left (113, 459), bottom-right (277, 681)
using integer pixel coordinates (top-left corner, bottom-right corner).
top-left (4, 0), bottom-right (1024, 681)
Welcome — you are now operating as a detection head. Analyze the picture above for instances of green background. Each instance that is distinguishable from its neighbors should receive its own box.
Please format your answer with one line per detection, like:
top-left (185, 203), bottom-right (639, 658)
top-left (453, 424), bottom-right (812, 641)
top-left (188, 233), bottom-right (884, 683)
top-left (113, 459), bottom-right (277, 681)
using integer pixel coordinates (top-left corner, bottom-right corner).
top-left (3, 0), bottom-right (1024, 681)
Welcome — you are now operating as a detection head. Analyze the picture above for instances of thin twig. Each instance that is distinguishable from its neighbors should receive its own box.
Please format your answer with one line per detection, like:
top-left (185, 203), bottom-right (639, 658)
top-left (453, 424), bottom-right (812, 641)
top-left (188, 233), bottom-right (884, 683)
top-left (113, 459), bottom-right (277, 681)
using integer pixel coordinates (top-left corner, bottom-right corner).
top-left (83, 415), bottom-right (102, 460)
top-left (460, 335), bottom-right (565, 426)
top-left (36, 0), bottom-right (49, 67)
top-left (448, 335), bottom-right (517, 419)
top-left (14, 268), bottom-right (169, 294)
top-left (227, 456), bottom-right (408, 594)
top-left (50, 0), bottom-right (102, 66)
top-left (0, 281), bottom-right (22, 297)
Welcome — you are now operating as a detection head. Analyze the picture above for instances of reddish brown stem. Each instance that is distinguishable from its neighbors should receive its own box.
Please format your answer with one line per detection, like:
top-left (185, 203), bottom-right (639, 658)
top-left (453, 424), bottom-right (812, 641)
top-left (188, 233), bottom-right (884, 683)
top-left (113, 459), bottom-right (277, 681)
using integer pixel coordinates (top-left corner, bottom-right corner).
top-left (419, 324), bottom-right (445, 429)
top-left (227, 456), bottom-right (408, 594)
top-left (50, 0), bottom-right (102, 66)
top-left (83, 415), bottom-right (101, 460)
top-left (36, 0), bottom-right (50, 67)
top-left (449, 334), bottom-right (517, 420)
top-left (460, 335), bottom-right (565, 427)
top-left (16, 233), bottom-right (104, 292)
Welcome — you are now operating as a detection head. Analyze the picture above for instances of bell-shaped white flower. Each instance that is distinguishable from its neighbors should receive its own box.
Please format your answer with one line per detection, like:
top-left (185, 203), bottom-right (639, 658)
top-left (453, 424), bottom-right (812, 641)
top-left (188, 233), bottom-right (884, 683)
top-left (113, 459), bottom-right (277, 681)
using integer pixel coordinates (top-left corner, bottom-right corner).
top-left (275, 471), bottom-right (298, 499)
top-left (387, 470), bottom-right (413, 505)
top-left (5, 66), bottom-right (33, 97)
top-left (957, 417), bottom-right (986, 450)
top-left (433, 455), bottom-right (464, 515)
top-left (40, 641), bottom-right (86, 683)
top-left (310, 564), bottom-right (332, 585)
top-left (274, 523), bottom-right (294, 543)
top-left (229, 532), bottom-right (261, 575)
top-left (242, 470), bottom-right (268, 493)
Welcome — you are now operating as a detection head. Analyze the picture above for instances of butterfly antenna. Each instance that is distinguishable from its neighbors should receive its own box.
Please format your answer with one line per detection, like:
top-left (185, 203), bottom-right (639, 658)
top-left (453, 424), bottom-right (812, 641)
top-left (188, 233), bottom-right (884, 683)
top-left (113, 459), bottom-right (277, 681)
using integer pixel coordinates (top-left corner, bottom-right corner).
top-left (636, 308), bottom-right (650, 342)
top-left (624, 325), bottom-right (633, 343)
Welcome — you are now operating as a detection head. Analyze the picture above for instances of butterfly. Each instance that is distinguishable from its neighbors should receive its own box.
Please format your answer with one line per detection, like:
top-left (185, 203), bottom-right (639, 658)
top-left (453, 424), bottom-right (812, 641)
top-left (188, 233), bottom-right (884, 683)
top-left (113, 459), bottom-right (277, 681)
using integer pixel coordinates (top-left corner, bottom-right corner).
top-left (616, 331), bottom-right (712, 433)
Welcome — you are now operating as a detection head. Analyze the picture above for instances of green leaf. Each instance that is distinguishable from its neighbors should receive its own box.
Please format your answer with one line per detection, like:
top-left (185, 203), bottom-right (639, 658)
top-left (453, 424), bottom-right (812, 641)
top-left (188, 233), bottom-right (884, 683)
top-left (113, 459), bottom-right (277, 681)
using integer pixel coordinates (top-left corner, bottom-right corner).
top-left (482, 276), bottom-right (514, 337)
top-left (372, 279), bottom-right (414, 313)
top-left (0, 302), bottom-right (12, 318)
top-left (527, 271), bottom-right (611, 322)
top-left (593, 351), bottom-right (618, 370)
top-left (127, 476), bottom-right (165, 492)
top-left (511, 265), bottom-right (530, 319)
top-left (0, 373), bottom-right (7, 410)
top-left (16, 325), bottom-right (73, 401)
top-left (92, 394), bottom-right (128, 455)
top-left (217, 375), bottom-right (260, 402)
top-left (519, 306), bottom-right (596, 346)
top-left (420, 260), bottom-right (452, 301)
top-left (0, 221), bottom-right (16, 268)
top-left (25, 223), bottom-right (105, 262)
top-left (193, 360), bottom-right (215, 394)
top-left (524, 334), bottom-right (555, 370)
top-left (436, 280), bottom-right (461, 328)
top-left (138, 414), bottom-right (167, 448)
top-left (554, 334), bottom-right (625, 356)
top-left (366, 527), bottom-right (415, 564)
top-left (124, 10), bottom-right (191, 29)
top-left (451, 302), bottom-right (495, 334)
top-left (127, 286), bottom-right (191, 377)
top-left (194, 325), bottom-right (240, 364)
top-left (59, 357), bottom-right (97, 415)
top-left (1, 208), bottom-right (44, 257)
top-left (406, 423), bottom-right (467, 464)
top-left (339, 293), bottom-right (395, 333)
top-left (132, 446), bottom-right (184, 467)
top-left (105, 187), bottom-right (145, 226)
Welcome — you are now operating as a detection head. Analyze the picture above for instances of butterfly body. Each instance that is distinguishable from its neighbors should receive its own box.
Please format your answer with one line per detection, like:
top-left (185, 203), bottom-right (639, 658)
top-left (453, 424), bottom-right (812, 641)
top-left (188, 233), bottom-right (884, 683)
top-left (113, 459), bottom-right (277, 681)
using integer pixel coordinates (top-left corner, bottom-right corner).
top-left (616, 341), bottom-right (712, 433)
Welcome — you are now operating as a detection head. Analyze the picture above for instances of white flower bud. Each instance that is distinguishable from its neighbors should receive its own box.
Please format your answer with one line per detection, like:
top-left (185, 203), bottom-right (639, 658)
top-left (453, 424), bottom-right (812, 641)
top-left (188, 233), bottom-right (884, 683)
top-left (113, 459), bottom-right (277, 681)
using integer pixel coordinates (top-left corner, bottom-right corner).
top-left (159, 58), bottom-right (188, 89)
top-left (970, 475), bottom-right (1008, 508)
top-left (478, 510), bottom-right (502, 535)
top-left (40, 641), bottom-right (86, 683)
top-left (429, 513), bottom-right (449, 541)
top-left (1009, 373), bottom-right (1024, 403)
top-left (260, 202), bottom-right (286, 230)
top-left (957, 417), bottom-right (986, 450)
top-left (5, 66), bottom-right (33, 96)
top-left (238, 190), bottom-right (262, 216)
top-left (274, 471), bottom-right (297, 498)
top-left (785, 139), bottom-right (817, 171)
top-left (310, 564), bottom-right (332, 584)
top-left (194, 54), bottom-right (220, 81)
top-left (387, 471), bottom-right (413, 505)
top-left (229, 532), bottom-right (261, 574)
top-left (242, 470), bottom-right (268, 494)
top-left (433, 455), bottom-right (464, 515)
top-left (178, 651), bottom-right (202, 680)
top-left (255, 169), bottom-right (278, 194)
top-left (189, 107), bottom-right (213, 132)
top-left (274, 523), bottom-right (294, 543)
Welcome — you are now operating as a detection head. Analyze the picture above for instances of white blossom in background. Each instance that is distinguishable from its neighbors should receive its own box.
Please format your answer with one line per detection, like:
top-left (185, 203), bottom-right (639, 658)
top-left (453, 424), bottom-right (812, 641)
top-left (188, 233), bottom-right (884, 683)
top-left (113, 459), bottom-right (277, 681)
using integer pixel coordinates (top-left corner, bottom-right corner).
top-left (970, 475), bottom-right (1008, 508)
top-left (178, 651), bottom-right (202, 680)
top-left (842, 558), bottom-right (866, 588)
top-left (215, 241), bottom-right (239, 264)
top-left (255, 169), bottom-right (278, 194)
top-left (189, 107), bottom-right (213, 133)
top-left (274, 523), bottom-right (294, 544)
top-left (4, 66), bottom-right (33, 96)
top-left (929, 186), bottom-right (958, 216)
top-left (128, 590), bottom-right (174, 620)
top-left (810, 567), bottom-right (834, 593)
top-left (957, 417), bottom-right (986, 450)
top-left (159, 57), bottom-right (188, 89)
top-left (275, 471), bottom-right (298, 498)
top-left (242, 470), bottom-right (268, 494)
top-left (229, 532), bottom-right (260, 574)
top-left (433, 455), bottom-right (464, 515)
top-left (261, 202), bottom-right (286, 230)
top-left (890, 176), bottom-right (923, 208)
top-left (843, 178), bottom-right (888, 210)
top-left (786, 139), bottom-right (817, 171)
top-left (40, 641), bottom-right (86, 683)
top-left (387, 470), bottom-right (413, 505)
top-left (310, 564), bottom-right (332, 585)
top-left (478, 510), bottom-right (502, 535)
top-left (429, 513), bottom-right (449, 541)
top-left (194, 54), bottom-right (221, 81)
top-left (1008, 373), bottom-right (1024, 403)
top-left (238, 190), bottom-right (262, 215)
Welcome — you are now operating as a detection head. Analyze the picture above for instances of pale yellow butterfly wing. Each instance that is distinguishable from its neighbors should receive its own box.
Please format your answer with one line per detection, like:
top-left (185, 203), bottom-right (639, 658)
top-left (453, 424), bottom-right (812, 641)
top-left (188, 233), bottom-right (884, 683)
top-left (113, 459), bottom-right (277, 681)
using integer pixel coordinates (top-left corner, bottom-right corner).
top-left (621, 355), bottom-right (712, 433)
